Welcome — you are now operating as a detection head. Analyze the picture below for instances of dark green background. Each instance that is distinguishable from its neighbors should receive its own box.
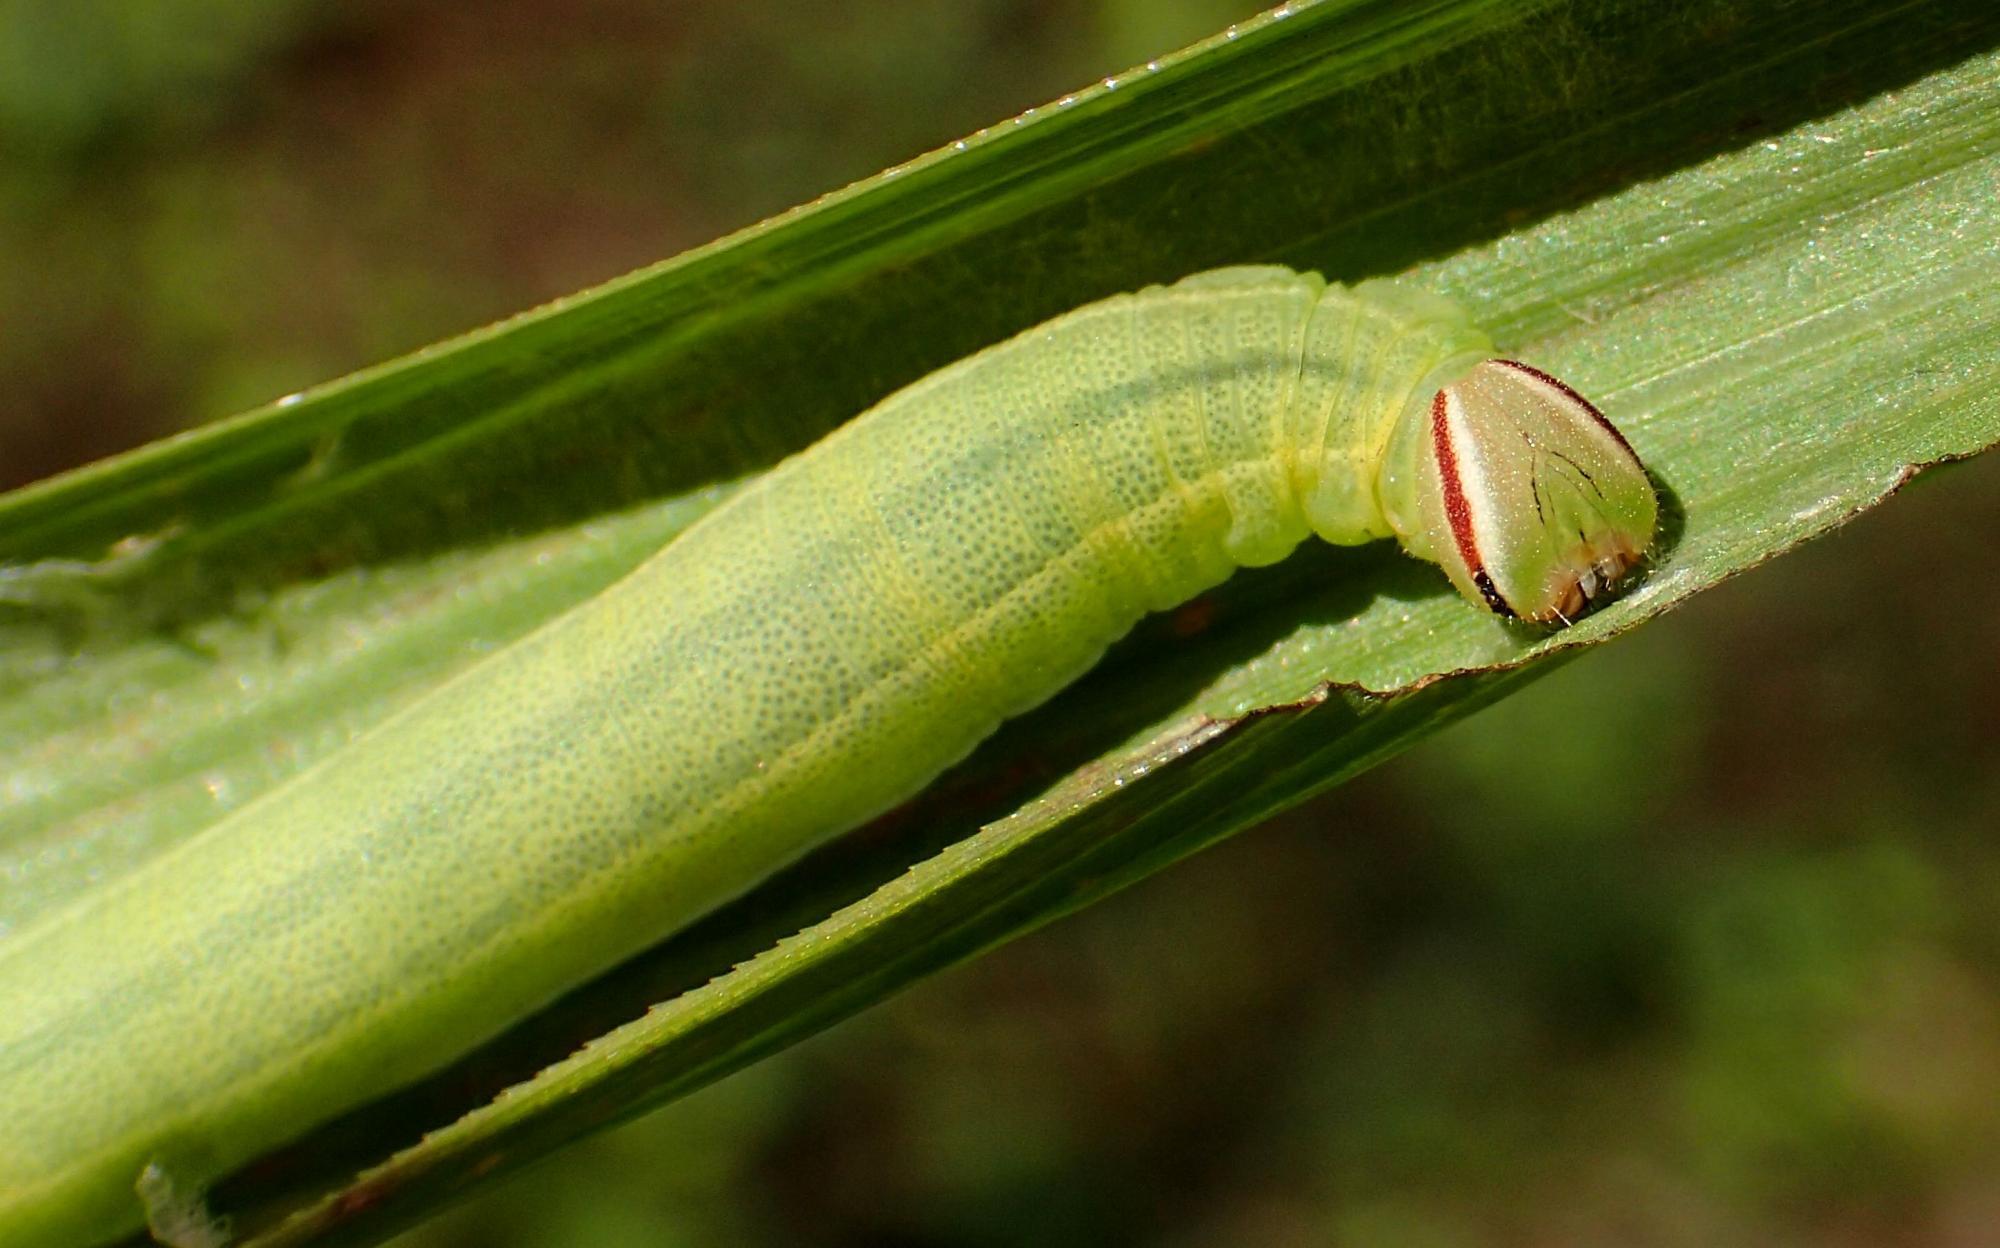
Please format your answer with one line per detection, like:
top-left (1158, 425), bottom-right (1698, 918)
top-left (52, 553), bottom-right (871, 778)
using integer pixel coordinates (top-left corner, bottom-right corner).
top-left (6, 3), bottom-right (1998, 1245)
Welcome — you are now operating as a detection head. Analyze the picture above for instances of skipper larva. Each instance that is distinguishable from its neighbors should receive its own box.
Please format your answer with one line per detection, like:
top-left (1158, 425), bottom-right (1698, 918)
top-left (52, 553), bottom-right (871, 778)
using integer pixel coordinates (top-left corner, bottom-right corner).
top-left (0, 266), bottom-right (1655, 1246)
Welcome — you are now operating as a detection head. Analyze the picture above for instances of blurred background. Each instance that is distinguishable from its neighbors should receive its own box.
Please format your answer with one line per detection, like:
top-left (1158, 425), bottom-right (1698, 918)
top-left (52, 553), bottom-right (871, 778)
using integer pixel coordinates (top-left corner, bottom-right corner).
top-left (5, 2), bottom-right (2000, 1245)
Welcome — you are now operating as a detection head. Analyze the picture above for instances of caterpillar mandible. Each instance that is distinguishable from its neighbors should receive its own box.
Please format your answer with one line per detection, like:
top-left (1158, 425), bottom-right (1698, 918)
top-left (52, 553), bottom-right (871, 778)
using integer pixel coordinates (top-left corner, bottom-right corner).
top-left (0, 266), bottom-right (1656, 1246)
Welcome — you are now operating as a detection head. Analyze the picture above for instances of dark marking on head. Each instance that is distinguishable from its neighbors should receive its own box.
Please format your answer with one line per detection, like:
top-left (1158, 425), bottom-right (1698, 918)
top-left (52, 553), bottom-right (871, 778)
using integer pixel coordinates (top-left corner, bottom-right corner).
top-left (1547, 448), bottom-right (1600, 492)
top-left (1472, 569), bottom-right (1517, 618)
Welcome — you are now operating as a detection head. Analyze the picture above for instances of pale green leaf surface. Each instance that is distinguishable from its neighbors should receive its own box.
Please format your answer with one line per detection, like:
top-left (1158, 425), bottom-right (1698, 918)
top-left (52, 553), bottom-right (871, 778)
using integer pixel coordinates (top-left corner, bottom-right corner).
top-left (0, 0), bottom-right (1996, 1243)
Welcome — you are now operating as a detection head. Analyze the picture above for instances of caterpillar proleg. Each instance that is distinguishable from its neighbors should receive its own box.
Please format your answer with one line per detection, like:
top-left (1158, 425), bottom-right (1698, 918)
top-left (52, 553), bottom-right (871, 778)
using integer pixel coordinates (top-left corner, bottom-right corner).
top-left (0, 266), bottom-right (1655, 1245)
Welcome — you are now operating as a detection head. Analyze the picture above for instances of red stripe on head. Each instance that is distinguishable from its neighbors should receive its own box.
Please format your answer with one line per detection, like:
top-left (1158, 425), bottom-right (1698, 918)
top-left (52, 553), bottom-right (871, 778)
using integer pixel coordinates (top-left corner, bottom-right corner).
top-left (1431, 388), bottom-right (1515, 618)
top-left (1431, 389), bottom-right (1481, 577)
top-left (1489, 359), bottom-right (1643, 463)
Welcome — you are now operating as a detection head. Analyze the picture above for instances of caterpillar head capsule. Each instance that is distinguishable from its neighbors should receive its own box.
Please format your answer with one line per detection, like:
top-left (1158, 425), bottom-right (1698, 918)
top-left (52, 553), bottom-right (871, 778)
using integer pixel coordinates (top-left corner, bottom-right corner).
top-left (1379, 358), bottom-right (1658, 625)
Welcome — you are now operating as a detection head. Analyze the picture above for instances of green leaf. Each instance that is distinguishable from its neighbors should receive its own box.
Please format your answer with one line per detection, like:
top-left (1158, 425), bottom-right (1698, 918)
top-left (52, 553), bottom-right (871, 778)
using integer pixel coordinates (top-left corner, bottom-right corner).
top-left (2, 0), bottom-right (1997, 1243)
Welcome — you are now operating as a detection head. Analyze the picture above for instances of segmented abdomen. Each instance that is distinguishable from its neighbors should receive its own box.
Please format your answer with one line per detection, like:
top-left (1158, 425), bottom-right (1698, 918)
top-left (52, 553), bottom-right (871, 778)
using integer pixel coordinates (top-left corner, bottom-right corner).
top-left (0, 265), bottom-right (1490, 1247)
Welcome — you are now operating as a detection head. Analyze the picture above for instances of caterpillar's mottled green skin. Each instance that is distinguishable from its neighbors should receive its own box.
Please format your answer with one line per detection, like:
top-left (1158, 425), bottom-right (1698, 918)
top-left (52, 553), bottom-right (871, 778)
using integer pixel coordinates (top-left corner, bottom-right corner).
top-left (0, 267), bottom-right (1640, 1246)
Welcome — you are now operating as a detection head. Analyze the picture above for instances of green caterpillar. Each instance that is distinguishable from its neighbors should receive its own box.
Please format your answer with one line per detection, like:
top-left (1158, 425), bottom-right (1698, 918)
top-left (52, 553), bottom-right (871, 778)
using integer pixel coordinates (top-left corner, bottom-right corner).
top-left (0, 266), bottom-right (1656, 1245)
